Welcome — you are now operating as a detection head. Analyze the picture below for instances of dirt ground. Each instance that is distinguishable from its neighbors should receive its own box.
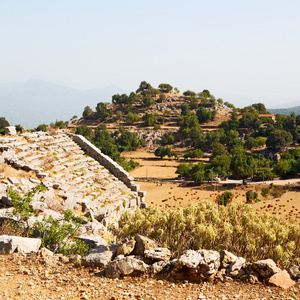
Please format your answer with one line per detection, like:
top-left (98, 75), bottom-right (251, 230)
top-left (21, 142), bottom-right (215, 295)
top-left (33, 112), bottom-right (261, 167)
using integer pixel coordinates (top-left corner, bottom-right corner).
top-left (0, 253), bottom-right (299, 300)
top-left (124, 149), bottom-right (300, 226)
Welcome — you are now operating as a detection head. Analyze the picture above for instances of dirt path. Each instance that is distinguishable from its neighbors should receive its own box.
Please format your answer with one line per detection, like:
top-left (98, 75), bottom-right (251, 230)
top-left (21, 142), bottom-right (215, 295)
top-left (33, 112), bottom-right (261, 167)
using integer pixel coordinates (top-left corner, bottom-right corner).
top-left (0, 253), bottom-right (299, 300)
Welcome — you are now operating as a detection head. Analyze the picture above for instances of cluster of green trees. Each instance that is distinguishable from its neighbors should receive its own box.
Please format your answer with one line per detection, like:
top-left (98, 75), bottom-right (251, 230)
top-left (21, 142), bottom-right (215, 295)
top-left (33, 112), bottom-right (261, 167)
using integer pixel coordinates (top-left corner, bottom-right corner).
top-left (154, 146), bottom-right (178, 159)
top-left (75, 125), bottom-right (142, 171)
top-left (176, 145), bottom-right (300, 184)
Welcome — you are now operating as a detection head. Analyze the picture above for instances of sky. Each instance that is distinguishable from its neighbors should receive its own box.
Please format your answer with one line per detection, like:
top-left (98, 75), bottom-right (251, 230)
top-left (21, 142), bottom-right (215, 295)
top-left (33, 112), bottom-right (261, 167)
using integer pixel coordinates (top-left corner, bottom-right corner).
top-left (1, 0), bottom-right (300, 108)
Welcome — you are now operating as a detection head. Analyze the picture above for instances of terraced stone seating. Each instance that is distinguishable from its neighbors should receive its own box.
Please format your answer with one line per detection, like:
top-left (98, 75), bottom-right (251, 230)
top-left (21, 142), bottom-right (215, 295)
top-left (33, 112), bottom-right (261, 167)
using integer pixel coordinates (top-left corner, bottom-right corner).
top-left (0, 129), bottom-right (146, 232)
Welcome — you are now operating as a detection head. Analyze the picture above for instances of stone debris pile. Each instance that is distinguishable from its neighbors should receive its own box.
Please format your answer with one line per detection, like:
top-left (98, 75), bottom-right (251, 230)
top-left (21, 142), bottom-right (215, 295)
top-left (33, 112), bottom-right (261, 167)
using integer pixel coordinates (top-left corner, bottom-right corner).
top-left (0, 233), bottom-right (298, 291)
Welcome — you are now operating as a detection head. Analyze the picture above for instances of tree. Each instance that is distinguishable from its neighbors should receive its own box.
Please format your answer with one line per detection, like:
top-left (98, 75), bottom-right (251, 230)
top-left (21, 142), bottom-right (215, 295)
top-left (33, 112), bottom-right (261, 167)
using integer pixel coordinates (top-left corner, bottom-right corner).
top-left (142, 95), bottom-right (154, 108)
top-left (176, 163), bottom-right (193, 178)
top-left (127, 92), bottom-right (137, 105)
top-left (183, 90), bottom-right (196, 97)
top-left (116, 111), bottom-right (123, 121)
top-left (75, 125), bottom-right (94, 141)
top-left (252, 103), bottom-right (267, 114)
top-left (212, 155), bottom-right (231, 178)
top-left (117, 130), bottom-right (141, 151)
top-left (154, 146), bottom-right (177, 159)
top-left (181, 103), bottom-right (190, 116)
top-left (205, 131), bottom-right (220, 148)
top-left (266, 129), bottom-right (293, 152)
top-left (158, 93), bottom-right (166, 103)
top-left (15, 124), bottom-right (23, 133)
top-left (230, 146), bottom-right (256, 182)
top-left (82, 106), bottom-right (93, 119)
top-left (190, 125), bottom-right (205, 148)
top-left (228, 138), bottom-right (244, 153)
top-left (196, 107), bottom-right (216, 123)
top-left (96, 102), bottom-right (110, 121)
top-left (36, 124), bottom-right (47, 132)
top-left (0, 117), bottom-right (9, 130)
top-left (189, 97), bottom-right (199, 109)
top-left (136, 81), bottom-right (152, 95)
top-left (184, 149), bottom-right (204, 159)
top-left (158, 83), bottom-right (173, 93)
top-left (217, 98), bottom-right (223, 106)
top-left (224, 102), bottom-right (235, 109)
top-left (190, 162), bottom-right (206, 184)
top-left (273, 160), bottom-right (291, 177)
top-left (239, 112), bottom-right (262, 132)
top-left (70, 115), bottom-right (78, 121)
top-left (126, 112), bottom-right (139, 125)
top-left (112, 93), bottom-right (128, 106)
top-left (142, 113), bottom-right (156, 126)
top-left (224, 130), bottom-right (239, 145)
top-left (161, 132), bottom-right (175, 145)
top-left (212, 143), bottom-right (227, 157)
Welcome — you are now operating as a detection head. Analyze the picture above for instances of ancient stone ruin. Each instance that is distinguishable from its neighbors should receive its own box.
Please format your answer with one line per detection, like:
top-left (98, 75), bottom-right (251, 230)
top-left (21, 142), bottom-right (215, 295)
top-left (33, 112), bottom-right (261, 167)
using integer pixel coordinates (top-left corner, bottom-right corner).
top-left (0, 128), bottom-right (146, 232)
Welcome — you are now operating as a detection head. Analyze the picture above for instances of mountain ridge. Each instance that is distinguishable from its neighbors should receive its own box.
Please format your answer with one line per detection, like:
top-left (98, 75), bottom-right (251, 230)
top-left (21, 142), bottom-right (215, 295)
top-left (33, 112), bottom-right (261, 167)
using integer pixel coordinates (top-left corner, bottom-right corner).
top-left (0, 79), bottom-right (128, 129)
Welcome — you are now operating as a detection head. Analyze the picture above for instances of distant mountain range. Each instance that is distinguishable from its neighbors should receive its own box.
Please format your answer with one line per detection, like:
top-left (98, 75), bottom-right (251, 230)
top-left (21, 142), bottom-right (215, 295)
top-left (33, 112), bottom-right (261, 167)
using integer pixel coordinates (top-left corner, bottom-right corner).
top-left (268, 106), bottom-right (300, 116)
top-left (0, 79), bottom-right (128, 129)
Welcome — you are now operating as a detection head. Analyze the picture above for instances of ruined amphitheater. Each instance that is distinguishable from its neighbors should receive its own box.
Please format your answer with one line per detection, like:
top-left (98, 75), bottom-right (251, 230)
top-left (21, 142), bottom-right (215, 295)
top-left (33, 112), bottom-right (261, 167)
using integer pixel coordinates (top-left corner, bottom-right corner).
top-left (0, 127), bottom-right (146, 233)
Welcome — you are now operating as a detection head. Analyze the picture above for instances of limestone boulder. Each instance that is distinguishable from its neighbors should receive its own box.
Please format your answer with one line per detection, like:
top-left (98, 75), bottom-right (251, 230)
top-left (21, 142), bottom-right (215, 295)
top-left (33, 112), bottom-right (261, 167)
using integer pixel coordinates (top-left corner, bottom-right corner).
top-left (251, 259), bottom-right (281, 278)
top-left (77, 235), bottom-right (108, 250)
top-left (5, 126), bottom-right (17, 136)
top-left (229, 257), bottom-right (246, 276)
top-left (30, 201), bottom-right (48, 212)
top-left (131, 234), bottom-right (158, 256)
top-left (268, 270), bottom-right (295, 290)
top-left (0, 235), bottom-right (41, 254)
top-left (82, 244), bottom-right (119, 268)
top-left (105, 255), bottom-right (149, 279)
top-left (172, 249), bottom-right (220, 281)
top-left (144, 248), bottom-right (171, 262)
top-left (220, 250), bottom-right (238, 269)
top-left (151, 260), bottom-right (169, 274)
top-left (116, 240), bottom-right (136, 256)
top-left (288, 265), bottom-right (300, 281)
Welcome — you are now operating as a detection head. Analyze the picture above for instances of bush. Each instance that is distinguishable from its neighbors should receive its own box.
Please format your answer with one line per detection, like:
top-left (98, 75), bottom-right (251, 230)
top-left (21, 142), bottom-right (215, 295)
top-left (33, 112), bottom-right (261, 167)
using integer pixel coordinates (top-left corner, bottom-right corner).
top-left (36, 124), bottom-right (48, 132)
top-left (261, 187), bottom-right (270, 197)
top-left (161, 132), bottom-right (175, 145)
top-left (184, 149), bottom-right (204, 159)
top-left (6, 186), bottom-right (89, 256)
top-left (246, 190), bottom-right (259, 203)
top-left (126, 112), bottom-right (139, 125)
top-left (109, 201), bottom-right (300, 267)
top-left (142, 113), bottom-right (157, 126)
top-left (153, 124), bottom-right (161, 131)
top-left (218, 191), bottom-right (233, 207)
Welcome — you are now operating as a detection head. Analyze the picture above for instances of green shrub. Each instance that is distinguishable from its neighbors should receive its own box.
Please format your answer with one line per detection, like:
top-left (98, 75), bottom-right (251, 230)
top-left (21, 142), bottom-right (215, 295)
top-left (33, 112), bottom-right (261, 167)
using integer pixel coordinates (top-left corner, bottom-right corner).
top-left (246, 190), bottom-right (259, 203)
top-left (6, 186), bottom-right (89, 256)
top-left (217, 191), bottom-right (233, 207)
top-left (261, 187), bottom-right (270, 197)
top-left (154, 124), bottom-right (161, 131)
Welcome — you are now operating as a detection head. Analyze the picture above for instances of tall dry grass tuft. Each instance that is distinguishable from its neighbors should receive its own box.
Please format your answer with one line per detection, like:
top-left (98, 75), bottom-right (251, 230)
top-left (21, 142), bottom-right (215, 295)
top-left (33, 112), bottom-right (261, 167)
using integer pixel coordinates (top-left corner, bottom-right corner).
top-left (109, 200), bottom-right (300, 268)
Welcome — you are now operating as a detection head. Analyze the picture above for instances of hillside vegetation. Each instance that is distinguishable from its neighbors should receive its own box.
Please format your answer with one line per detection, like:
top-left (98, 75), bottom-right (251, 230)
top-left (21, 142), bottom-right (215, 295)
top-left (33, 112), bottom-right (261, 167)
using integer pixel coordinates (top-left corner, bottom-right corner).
top-left (65, 81), bottom-right (300, 184)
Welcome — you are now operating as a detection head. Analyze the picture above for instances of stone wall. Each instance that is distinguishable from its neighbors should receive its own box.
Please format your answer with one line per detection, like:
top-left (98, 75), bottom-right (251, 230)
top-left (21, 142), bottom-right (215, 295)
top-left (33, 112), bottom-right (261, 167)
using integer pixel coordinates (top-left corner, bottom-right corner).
top-left (70, 133), bottom-right (147, 203)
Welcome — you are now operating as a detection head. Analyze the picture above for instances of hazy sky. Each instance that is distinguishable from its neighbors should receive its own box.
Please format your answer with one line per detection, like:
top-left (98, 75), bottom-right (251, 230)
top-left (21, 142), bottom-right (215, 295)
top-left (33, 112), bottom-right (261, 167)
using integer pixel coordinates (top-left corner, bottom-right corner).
top-left (1, 0), bottom-right (300, 107)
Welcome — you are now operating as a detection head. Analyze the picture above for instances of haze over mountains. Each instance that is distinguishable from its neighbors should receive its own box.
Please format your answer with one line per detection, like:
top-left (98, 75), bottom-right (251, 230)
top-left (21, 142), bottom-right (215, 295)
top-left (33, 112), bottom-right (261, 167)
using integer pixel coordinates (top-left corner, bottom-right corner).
top-left (0, 80), bottom-right (128, 129)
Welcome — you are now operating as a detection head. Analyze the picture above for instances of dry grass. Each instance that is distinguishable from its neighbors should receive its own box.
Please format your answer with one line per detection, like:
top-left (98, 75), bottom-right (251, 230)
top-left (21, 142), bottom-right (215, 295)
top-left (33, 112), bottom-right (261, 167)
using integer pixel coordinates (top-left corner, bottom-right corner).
top-left (0, 219), bottom-right (25, 236)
